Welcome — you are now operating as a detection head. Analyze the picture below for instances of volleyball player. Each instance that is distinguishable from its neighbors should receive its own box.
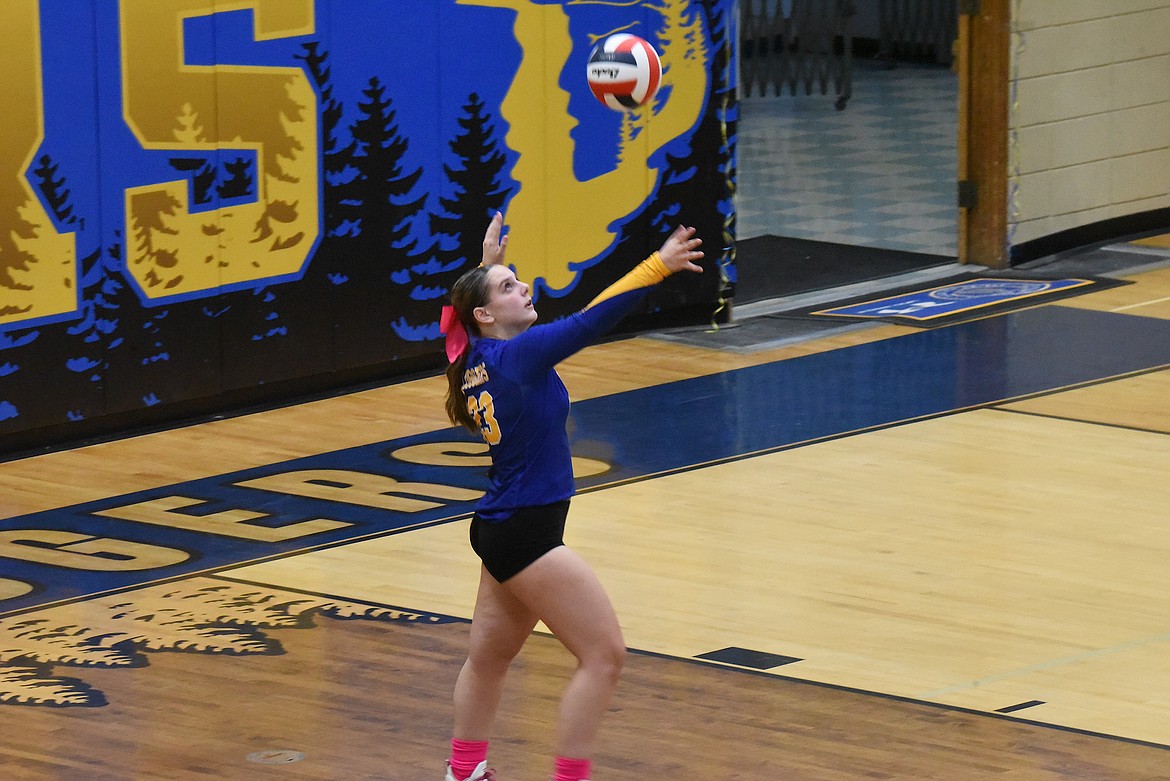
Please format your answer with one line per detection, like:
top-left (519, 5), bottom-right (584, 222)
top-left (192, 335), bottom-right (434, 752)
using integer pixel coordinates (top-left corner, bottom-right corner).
top-left (439, 213), bottom-right (703, 781)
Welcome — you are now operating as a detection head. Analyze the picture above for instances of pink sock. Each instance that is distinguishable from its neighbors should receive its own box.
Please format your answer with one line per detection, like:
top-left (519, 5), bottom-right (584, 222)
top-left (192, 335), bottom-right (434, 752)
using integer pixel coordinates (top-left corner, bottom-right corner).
top-left (449, 739), bottom-right (489, 780)
top-left (553, 755), bottom-right (592, 781)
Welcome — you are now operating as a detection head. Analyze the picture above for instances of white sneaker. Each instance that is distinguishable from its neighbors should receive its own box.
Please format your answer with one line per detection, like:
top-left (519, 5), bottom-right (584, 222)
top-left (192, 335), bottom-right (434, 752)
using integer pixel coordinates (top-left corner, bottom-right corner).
top-left (445, 760), bottom-right (496, 781)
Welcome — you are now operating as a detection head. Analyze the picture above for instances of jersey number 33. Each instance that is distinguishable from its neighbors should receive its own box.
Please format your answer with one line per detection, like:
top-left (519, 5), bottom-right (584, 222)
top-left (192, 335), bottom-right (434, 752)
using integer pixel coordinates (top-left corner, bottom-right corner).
top-left (467, 391), bottom-right (502, 446)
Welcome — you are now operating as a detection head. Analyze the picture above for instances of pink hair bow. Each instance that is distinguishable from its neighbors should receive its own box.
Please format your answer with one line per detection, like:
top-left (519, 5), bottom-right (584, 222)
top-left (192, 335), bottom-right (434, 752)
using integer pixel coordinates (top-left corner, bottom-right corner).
top-left (440, 305), bottom-right (469, 363)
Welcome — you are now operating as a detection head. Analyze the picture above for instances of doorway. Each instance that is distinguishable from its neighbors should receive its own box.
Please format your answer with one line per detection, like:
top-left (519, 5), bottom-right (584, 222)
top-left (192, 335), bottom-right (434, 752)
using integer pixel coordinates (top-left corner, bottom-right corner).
top-left (734, 1), bottom-right (967, 303)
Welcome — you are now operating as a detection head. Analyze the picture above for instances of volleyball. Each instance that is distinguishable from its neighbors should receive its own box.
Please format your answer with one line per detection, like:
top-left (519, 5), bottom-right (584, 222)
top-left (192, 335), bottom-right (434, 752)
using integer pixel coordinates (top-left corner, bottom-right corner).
top-left (586, 34), bottom-right (662, 111)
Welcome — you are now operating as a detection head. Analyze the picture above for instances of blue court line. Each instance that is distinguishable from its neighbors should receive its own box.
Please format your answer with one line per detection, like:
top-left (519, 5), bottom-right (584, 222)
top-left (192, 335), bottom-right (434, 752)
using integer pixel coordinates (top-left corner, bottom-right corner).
top-left (3, 305), bottom-right (1170, 616)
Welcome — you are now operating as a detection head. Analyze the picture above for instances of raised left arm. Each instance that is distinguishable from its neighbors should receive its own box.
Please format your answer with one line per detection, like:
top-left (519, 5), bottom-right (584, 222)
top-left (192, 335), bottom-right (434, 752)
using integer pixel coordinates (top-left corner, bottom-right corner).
top-left (481, 212), bottom-right (508, 267)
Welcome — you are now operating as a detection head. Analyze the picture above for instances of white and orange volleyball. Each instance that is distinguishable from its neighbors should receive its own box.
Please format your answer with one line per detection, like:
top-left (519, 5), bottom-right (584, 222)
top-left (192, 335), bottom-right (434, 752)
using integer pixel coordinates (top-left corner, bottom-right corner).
top-left (586, 34), bottom-right (662, 111)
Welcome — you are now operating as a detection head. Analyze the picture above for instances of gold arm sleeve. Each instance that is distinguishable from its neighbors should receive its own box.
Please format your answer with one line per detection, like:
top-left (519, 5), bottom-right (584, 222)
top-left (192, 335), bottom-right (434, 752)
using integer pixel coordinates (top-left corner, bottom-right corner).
top-left (584, 252), bottom-right (671, 311)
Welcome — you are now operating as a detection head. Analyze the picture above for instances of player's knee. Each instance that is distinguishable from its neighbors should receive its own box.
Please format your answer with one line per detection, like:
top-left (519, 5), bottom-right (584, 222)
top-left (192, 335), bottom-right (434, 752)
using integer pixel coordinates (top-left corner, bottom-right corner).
top-left (588, 640), bottom-right (626, 685)
top-left (609, 643), bottom-right (628, 680)
top-left (468, 643), bottom-right (518, 676)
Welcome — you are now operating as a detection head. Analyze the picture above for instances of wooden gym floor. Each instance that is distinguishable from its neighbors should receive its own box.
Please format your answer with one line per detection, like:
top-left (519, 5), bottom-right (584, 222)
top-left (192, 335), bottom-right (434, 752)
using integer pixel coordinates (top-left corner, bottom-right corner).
top-left (2, 244), bottom-right (1170, 779)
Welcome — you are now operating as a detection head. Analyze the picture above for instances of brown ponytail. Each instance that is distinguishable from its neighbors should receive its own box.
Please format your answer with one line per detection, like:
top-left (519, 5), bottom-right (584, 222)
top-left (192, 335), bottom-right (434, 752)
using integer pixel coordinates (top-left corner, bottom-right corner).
top-left (444, 265), bottom-right (492, 433)
top-left (445, 351), bottom-right (476, 433)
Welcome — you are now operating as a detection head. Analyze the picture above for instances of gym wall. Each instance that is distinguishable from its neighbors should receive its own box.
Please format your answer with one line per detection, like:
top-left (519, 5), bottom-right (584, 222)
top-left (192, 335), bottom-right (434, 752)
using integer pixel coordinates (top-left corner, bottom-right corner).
top-left (1010, 1), bottom-right (1170, 257)
top-left (0, 0), bottom-right (735, 454)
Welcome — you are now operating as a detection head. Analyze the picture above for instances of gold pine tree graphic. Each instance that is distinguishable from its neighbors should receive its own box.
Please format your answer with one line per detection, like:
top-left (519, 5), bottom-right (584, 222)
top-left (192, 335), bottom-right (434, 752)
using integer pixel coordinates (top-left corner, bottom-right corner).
top-left (0, 578), bottom-right (448, 707)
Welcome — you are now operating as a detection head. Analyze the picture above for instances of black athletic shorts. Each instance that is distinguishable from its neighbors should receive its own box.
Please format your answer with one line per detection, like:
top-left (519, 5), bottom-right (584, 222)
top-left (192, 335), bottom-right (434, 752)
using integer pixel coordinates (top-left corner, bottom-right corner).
top-left (469, 500), bottom-right (570, 583)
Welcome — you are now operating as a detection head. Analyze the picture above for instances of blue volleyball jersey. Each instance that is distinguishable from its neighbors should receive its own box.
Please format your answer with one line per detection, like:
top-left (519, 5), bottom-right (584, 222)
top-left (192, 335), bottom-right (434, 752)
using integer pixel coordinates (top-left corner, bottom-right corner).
top-left (461, 253), bottom-right (671, 521)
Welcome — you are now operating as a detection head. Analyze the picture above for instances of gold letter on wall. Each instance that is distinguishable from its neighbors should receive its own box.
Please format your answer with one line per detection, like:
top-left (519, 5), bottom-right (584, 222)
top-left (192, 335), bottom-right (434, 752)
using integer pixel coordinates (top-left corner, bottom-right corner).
top-left (0, 2), bottom-right (78, 327)
top-left (120, 0), bottom-right (318, 298)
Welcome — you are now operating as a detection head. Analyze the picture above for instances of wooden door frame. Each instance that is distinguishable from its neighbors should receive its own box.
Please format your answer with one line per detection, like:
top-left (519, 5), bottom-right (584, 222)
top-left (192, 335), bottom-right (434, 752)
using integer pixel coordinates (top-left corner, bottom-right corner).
top-left (957, 0), bottom-right (1012, 268)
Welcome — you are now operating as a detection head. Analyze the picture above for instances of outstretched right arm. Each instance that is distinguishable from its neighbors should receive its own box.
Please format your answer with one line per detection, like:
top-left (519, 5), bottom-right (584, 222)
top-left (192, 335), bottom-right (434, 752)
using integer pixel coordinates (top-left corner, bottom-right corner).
top-left (501, 226), bottom-right (704, 379)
